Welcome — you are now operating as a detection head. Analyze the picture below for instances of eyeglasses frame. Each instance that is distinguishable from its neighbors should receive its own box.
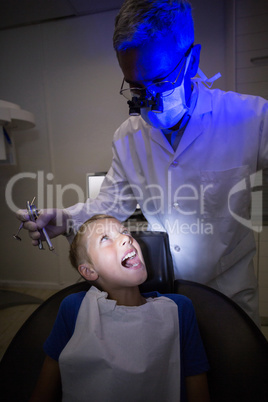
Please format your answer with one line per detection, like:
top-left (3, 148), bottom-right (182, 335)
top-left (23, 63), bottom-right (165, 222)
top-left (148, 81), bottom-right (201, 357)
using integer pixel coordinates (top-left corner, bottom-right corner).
top-left (119, 44), bottom-right (194, 100)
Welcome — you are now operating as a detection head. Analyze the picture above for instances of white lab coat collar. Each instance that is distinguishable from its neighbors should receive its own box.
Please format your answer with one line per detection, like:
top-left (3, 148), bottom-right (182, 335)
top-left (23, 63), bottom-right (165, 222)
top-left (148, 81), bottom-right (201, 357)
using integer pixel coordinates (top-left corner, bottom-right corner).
top-left (193, 82), bottom-right (213, 115)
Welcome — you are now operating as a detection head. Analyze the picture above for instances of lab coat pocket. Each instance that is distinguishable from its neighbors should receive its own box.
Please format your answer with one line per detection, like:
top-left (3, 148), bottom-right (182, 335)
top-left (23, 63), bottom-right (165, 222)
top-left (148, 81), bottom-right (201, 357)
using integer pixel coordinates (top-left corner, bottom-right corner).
top-left (200, 166), bottom-right (251, 219)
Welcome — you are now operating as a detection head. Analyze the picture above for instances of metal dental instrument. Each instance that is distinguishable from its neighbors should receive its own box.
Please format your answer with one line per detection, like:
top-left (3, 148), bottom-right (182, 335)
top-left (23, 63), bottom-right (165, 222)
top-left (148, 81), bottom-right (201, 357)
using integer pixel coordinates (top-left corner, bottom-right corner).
top-left (13, 197), bottom-right (36, 241)
top-left (13, 197), bottom-right (55, 252)
top-left (26, 200), bottom-right (55, 251)
top-left (13, 222), bottom-right (24, 241)
top-left (26, 200), bottom-right (44, 250)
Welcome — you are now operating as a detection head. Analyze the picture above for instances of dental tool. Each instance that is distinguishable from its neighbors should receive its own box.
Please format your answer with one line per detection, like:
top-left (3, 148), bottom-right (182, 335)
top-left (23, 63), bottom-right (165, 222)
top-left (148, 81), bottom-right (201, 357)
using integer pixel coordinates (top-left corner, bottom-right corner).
top-left (13, 222), bottom-right (23, 241)
top-left (13, 197), bottom-right (55, 252)
top-left (13, 197), bottom-right (36, 241)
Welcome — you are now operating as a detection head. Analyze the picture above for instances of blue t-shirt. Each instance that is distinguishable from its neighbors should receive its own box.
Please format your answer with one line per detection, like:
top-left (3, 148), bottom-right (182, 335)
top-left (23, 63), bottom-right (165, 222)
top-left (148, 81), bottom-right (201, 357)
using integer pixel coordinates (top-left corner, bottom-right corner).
top-left (44, 291), bottom-right (209, 401)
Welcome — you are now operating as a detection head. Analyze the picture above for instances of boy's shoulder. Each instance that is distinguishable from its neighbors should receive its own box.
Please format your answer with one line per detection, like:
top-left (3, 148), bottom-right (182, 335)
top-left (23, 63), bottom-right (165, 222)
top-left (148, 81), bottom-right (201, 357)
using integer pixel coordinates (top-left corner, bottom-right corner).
top-left (60, 290), bottom-right (87, 313)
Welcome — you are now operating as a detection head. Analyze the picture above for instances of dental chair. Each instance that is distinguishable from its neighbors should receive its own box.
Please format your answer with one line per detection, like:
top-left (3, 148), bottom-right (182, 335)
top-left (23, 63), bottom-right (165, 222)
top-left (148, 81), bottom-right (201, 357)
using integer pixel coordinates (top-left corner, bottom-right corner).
top-left (0, 231), bottom-right (267, 402)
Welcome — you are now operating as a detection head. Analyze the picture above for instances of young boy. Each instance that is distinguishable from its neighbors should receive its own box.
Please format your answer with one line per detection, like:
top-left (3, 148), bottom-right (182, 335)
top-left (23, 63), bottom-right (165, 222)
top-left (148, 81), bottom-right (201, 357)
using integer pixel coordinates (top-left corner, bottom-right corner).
top-left (30, 215), bottom-right (210, 402)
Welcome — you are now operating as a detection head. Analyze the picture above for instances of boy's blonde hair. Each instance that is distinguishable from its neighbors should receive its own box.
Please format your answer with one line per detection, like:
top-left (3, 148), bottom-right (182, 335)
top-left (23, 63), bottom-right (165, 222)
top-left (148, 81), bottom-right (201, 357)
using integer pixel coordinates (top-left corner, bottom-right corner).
top-left (69, 214), bottom-right (116, 269)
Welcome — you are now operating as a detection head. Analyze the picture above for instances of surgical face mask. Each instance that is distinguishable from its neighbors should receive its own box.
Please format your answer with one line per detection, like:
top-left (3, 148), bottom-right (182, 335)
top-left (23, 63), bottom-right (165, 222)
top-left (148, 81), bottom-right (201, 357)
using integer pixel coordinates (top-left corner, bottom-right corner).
top-left (141, 51), bottom-right (192, 130)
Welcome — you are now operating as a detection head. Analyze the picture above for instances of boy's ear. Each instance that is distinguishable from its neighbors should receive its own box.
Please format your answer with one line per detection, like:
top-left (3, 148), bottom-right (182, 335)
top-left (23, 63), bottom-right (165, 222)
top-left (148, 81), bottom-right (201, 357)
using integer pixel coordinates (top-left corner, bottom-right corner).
top-left (78, 263), bottom-right (98, 281)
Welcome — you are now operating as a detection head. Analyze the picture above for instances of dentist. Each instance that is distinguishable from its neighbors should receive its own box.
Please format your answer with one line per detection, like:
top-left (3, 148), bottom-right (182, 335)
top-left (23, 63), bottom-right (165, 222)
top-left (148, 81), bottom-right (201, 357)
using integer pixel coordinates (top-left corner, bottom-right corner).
top-left (17, 0), bottom-right (268, 326)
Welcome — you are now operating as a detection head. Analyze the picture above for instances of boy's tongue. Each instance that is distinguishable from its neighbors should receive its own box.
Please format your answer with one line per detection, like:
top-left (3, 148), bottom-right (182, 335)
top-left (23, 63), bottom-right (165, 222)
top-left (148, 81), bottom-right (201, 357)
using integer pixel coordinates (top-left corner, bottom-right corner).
top-left (123, 254), bottom-right (141, 268)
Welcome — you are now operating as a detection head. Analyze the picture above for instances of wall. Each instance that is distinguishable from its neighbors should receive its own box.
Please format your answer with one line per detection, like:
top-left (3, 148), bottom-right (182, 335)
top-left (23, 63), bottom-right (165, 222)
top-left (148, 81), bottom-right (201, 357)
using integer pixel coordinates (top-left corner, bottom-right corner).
top-left (235, 0), bottom-right (268, 320)
top-left (235, 0), bottom-right (268, 99)
top-left (0, 1), bottom-right (228, 288)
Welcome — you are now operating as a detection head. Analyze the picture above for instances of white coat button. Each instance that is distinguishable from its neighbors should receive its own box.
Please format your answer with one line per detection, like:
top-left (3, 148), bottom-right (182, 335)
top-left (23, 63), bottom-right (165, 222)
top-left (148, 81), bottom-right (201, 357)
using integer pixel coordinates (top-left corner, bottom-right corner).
top-left (173, 202), bottom-right (179, 208)
top-left (174, 245), bottom-right (181, 252)
top-left (171, 161), bottom-right (178, 167)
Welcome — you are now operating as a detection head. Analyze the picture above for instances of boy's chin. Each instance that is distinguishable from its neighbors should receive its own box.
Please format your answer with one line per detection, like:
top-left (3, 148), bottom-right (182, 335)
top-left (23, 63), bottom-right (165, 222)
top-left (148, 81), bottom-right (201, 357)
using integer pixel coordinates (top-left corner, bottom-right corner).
top-left (138, 269), bottom-right (148, 285)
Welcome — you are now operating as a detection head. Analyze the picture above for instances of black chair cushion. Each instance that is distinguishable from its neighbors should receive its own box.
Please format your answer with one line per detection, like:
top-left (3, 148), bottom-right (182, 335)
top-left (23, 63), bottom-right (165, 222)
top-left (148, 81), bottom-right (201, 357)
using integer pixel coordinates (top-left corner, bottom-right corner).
top-left (175, 279), bottom-right (268, 402)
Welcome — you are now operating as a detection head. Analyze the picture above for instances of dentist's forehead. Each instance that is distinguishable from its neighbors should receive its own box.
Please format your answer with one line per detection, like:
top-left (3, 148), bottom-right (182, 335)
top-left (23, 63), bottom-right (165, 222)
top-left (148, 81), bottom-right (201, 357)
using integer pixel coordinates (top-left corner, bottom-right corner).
top-left (117, 34), bottom-right (182, 84)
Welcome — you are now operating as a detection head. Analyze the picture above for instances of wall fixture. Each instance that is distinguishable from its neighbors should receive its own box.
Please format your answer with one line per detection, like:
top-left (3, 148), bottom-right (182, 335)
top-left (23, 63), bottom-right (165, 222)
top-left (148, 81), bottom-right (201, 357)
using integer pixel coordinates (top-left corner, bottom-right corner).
top-left (0, 99), bottom-right (35, 165)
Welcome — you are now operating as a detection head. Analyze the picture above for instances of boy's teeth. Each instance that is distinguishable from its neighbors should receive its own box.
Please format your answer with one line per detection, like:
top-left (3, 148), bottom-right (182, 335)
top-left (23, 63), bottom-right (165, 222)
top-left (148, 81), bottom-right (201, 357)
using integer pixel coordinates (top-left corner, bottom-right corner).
top-left (122, 251), bottom-right (136, 261)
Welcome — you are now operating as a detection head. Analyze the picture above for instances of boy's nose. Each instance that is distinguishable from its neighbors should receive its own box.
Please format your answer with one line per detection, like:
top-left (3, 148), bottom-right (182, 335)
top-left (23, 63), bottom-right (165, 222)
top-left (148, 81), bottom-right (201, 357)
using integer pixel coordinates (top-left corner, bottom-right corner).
top-left (120, 233), bottom-right (133, 246)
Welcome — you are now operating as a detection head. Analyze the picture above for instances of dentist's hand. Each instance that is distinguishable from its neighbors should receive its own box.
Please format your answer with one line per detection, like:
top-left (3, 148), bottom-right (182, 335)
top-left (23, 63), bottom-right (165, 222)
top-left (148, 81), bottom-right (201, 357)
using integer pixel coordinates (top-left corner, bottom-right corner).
top-left (16, 208), bottom-right (71, 246)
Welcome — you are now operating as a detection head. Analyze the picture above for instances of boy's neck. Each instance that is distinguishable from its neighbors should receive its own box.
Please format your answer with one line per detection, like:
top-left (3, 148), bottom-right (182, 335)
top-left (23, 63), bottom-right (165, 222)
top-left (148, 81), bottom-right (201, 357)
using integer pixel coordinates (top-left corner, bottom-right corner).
top-left (107, 286), bottom-right (147, 307)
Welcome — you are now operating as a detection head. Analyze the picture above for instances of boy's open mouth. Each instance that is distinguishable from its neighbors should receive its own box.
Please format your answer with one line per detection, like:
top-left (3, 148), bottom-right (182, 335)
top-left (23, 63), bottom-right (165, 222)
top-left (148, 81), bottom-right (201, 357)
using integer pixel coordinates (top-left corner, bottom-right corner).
top-left (121, 250), bottom-right (140, 268)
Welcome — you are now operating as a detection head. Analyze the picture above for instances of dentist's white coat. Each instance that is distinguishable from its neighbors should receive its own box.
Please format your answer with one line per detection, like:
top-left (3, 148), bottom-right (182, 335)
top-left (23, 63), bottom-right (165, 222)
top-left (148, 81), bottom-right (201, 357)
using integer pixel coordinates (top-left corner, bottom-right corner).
top-left (67, 83), bottom-right (268, 325)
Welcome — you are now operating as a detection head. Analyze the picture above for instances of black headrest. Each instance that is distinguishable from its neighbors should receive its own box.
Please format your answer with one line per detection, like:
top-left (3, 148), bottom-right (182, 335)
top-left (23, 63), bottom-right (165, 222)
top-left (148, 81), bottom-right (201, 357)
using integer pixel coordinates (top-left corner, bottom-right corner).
top-left (132, 231), bottom-right (174, 294)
